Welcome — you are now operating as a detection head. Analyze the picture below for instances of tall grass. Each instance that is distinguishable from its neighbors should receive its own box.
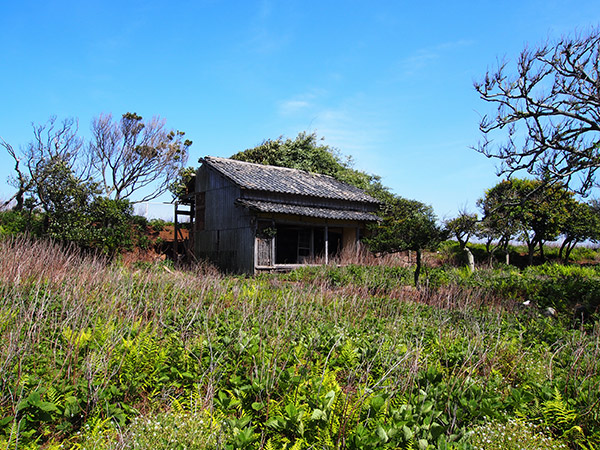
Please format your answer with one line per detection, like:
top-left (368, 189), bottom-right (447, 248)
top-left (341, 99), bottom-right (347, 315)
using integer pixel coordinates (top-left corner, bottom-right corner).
top-left (0, 237), bottom-right (598, 449)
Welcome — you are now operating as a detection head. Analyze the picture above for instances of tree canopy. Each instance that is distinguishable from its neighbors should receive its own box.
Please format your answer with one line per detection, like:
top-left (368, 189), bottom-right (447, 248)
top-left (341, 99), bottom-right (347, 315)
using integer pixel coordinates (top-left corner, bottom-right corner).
top-left (2, 113), bottom-right (191, 207)
top-left (89, 112), bottom-right (191, 202)
top-left (364, 197), bottom-right (445, 285)
top-left (475, 28), bottom-right (600, 194)
top-left (559, 200), bottom-right (600, 261)
top-left (444, 211), bottom-right (478, 251)
top-left (0, 112), bottom-right (190, 253)
top-left (231, 132), bottom-right (387, 199)
top-left (478, 178), bottom-right (575, 265)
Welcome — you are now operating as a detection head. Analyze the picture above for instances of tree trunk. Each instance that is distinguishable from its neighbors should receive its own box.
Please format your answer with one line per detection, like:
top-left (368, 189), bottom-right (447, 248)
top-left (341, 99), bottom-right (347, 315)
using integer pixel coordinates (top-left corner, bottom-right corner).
top-left (539, 240), bottom-right (545, 261)
top-left (564, 241), bottom-right (578, 262)
top-left (500, 237), bottom-right (510, 266)
top-left (527, 241), bottom-right (536, 266)
top-left (559, 239), bottom-right (568, 261)
top-left (485, 239), bottom-right (493, 267)
top-left (414, 249), bottom-right (422, 287)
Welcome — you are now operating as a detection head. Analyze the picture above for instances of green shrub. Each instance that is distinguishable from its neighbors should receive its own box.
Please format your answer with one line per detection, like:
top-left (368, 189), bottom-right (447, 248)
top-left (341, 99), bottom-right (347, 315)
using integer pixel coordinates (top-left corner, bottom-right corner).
top-left (0, 209), bottom-right (44, 236)
top-left (149, 218), bottom-right (173, 232)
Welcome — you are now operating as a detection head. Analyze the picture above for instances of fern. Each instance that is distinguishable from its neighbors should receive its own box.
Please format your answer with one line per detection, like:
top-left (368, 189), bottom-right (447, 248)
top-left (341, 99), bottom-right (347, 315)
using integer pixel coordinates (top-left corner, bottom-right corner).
top-left (118, 324), bottom-right (167, 393)
top-left (339, 340), bottom-right (359, 369)
top-left (45, 385), bottom-right (63, 411)
top-left (289, 438), bottom-right (304, 450)
top-left (171, 396), bottom-right (186, 414)
top-left (542, 388), bottom-right (577, 430)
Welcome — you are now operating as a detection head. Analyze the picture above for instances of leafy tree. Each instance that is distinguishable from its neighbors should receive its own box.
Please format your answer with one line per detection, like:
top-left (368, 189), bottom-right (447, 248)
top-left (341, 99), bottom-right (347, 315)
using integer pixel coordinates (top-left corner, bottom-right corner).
top-left (475, 215), bottom-right (514, 266)
top-left (475, 28), bottom-right (600, 194)
top-left (35, 163), bottom-right (143, 254)
top-left (478, 178), bottom-right (574, 265)
top-left (89, 112), bottom-right (192, 202)
top-left (1, 113), bottom-right (190, 255)
top-left (445, 211), bottom-right (478, 270)
top-left (86, 197), bottom-right (145, 255)
top-left (559, 201), bottom-right (600, 261)
top-left (232, 132), bottom-right (340, 174)
top-left (168, 166), bottom-right (197, 201)
top-left (2, 117), bottom-right (84, 211)
top-left (0, 208), bottom-right (44, 236)
top-left (34, 158), bottom-right (97, 217)
top-left (231, 132), bottom-right (384, 197)
top-left (444, 211), bottom-right (478, 250)
top-left (364, 197), bottom-right (445, 286)
top-left (19, 155), bottom-right (98, 247)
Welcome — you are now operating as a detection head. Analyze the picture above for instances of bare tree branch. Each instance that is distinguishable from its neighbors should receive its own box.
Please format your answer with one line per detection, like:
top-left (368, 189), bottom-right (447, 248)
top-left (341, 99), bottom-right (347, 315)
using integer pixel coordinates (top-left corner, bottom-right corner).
top-left (88, 113), bottom-right (191, 202)
top-left (1, 137), bottom-right (31, 210)
top-left (475, 28), bottom-right (600, 194)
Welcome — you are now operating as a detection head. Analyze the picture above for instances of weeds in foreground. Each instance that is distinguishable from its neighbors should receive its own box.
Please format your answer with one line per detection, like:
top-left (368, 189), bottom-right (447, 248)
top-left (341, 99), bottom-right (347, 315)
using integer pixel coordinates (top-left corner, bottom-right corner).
top-left (0, 237), bottom-right (599, 449)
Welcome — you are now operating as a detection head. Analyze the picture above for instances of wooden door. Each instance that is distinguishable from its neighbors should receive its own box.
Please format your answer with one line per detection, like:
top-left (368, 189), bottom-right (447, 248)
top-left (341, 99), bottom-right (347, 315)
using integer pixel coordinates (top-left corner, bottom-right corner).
top-left (256, 236), bottom-right (273, 266)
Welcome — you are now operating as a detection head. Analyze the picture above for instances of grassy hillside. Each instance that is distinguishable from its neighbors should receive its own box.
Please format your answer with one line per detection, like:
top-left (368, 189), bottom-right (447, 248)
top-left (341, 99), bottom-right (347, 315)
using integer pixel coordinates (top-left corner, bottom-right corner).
top-left (0, 237), bottom-right (598, 449)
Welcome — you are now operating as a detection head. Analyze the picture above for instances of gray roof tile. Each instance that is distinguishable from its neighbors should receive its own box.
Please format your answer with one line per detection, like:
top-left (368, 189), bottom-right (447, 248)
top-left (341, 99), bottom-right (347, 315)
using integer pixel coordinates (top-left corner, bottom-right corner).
top-left (202, 156), bottom-right (379, 204)
top-left (236, 199), bottom-right (380, 221)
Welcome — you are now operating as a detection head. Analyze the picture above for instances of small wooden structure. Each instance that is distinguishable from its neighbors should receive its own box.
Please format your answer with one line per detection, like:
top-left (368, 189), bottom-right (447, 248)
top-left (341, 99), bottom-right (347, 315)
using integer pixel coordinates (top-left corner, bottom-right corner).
top-left (173, 176), bottom-right (196, 263)
top-left (191, 156), bottom-right (380, 274)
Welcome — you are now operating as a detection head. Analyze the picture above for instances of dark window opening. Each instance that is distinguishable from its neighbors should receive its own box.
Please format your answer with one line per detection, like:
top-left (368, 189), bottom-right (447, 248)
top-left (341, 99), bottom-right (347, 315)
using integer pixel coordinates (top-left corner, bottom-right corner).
top-left (328, 229), bottom-right (343, 256)
top-left (275, 226), bottom-right (298, 264)
top-left (274, 225), bottom-right (344, 264)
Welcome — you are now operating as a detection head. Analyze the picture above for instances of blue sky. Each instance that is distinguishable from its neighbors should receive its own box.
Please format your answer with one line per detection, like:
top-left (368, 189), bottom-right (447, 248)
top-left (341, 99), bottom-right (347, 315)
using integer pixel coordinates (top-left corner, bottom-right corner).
top-left (1, 1), bottom-right (599, 219)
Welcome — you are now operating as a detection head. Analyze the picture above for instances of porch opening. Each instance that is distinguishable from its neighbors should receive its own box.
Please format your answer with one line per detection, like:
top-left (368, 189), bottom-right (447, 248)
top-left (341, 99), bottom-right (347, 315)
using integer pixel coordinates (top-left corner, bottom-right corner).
top-left (274, 225), bottom-right (344, 265)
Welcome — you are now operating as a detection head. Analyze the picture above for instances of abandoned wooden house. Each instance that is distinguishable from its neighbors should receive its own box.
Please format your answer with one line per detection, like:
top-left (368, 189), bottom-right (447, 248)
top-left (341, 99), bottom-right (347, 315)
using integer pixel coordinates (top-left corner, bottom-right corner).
top-left (186, 156), bottom-right (380, 274)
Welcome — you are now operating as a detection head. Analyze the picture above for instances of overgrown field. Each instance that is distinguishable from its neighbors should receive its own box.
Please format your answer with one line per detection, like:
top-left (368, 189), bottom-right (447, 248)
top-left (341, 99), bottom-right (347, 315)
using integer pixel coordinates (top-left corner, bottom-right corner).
top-left (0, 238), bottom-right (599, 449)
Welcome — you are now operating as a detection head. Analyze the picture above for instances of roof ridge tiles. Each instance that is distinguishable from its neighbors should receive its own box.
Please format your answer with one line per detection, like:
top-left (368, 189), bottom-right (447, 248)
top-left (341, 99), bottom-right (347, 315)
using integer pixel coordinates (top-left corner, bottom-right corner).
top-left (201, 156), bottom-right (380, 204)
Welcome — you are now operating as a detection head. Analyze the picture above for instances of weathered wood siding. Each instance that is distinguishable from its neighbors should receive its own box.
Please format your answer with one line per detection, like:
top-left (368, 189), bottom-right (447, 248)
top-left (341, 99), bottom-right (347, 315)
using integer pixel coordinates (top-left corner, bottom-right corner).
top-left (194, 165), bottom-right (255, 273)
top-left (194, 161), bottom-right (379, 274)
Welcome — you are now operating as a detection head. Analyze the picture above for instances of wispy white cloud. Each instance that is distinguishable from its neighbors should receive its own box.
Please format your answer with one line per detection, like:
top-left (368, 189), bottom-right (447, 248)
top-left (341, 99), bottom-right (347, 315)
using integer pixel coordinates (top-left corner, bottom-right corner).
top-left (277, 89), bottom-right (329, 116)
top-left (277, 91), bottom-right (390, 175)
top-left (279, 99), bottom-right (311, 115)
top-left (398, 39), bottom-right (474, 76)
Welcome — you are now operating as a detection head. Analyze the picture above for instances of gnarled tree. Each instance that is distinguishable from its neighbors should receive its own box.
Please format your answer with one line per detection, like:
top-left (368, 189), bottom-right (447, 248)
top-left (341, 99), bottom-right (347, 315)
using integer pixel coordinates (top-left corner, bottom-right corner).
top-left (560, 200), bottom-right (600, 261)
top-left (475, 28), bottom-right (600, 194)
top-left (2, 117), bottom-right (85, 211)
top-left (89, 112), bottom-right (192, 202)
top-left (365, 197), bottom-right (445, 286)
top-left (478, 178), bottom-right (574, 265)
top-left (445, 211), bottom-right (478, 270)
top-left (444, 211), bottom-right (478, 251)
top-left (1, 137), bottom-right (30, 211)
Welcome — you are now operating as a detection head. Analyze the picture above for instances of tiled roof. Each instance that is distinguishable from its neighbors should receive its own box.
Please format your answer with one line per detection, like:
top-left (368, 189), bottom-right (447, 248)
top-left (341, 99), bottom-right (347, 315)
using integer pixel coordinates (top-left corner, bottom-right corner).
top-left (236, 199), bottom-right (380, 221)
top-left (202, 156), bottom-right (379, 204)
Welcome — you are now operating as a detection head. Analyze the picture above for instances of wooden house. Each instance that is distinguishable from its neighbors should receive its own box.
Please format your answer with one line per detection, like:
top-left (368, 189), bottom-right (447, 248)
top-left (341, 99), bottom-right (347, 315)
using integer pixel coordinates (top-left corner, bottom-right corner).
top-left (191, 156), bottom-right (380, 274)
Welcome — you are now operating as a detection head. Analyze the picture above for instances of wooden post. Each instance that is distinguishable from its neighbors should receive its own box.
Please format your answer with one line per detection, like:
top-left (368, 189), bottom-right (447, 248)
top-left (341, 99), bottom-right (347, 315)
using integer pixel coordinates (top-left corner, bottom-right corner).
top-left (173, 201), bottom-right (179, 262)
top-left (324, 225), bottom-right (329, 265)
